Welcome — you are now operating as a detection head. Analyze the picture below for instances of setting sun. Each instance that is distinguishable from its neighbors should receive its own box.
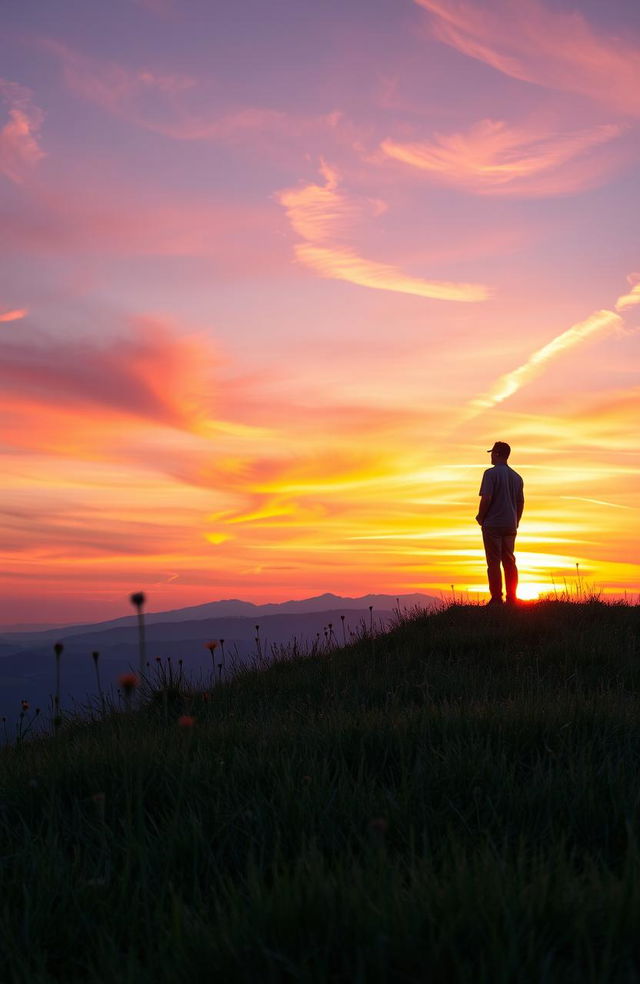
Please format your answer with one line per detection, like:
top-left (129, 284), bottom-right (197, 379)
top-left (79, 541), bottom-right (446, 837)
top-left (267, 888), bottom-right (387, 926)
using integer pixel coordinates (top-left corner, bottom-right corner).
top-left (516, 584), bottom-right (543, 602)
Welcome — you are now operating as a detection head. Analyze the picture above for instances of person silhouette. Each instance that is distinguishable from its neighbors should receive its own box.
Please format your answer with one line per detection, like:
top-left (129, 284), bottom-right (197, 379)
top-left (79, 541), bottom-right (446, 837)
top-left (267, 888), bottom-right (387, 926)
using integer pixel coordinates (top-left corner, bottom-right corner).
top-left (476, 442), bottom-right (524, 606)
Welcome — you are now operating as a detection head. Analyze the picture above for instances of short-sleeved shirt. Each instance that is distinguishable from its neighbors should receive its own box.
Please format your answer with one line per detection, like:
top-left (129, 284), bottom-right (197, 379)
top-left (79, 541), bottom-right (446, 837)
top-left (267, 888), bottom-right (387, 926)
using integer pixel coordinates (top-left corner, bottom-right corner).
top-left (479, 464), bottom-right (524, 530)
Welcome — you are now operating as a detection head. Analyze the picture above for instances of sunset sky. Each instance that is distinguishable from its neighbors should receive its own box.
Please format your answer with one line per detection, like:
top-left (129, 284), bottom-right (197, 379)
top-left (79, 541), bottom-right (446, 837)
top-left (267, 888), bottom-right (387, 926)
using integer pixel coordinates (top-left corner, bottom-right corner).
top-left (1, 0), bottom-right (639, 625)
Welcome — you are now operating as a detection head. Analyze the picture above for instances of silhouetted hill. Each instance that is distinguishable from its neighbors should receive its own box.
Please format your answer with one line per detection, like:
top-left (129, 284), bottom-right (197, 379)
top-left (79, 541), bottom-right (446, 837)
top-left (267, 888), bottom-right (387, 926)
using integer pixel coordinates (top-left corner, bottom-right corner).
top-left (0, 593), bottom-right (437, 725)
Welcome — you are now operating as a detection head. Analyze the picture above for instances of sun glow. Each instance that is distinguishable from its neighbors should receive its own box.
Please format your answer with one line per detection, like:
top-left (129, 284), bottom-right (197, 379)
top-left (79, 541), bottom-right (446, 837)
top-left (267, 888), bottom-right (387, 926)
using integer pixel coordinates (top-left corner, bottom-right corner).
top-left (516, 583), bottom-right (543, 601)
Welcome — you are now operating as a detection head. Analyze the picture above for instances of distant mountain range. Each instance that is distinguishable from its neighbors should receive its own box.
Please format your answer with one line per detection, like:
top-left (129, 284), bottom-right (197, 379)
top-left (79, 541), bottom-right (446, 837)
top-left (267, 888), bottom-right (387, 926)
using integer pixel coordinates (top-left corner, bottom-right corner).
top-left (0, 592), bottom-right (436, 642)
top-left (0, 593), bottom-right (437, 733)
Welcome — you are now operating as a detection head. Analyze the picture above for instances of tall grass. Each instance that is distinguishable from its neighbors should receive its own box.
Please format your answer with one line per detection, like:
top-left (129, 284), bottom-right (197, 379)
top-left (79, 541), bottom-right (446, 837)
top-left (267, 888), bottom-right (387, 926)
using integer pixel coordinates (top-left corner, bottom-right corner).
top-left (1, 600), bottom-right (639, 982)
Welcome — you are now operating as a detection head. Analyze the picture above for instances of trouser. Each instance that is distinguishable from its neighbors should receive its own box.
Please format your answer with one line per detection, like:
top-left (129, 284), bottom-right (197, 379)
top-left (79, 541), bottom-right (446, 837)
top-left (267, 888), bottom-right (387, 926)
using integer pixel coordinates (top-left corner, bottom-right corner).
top-left (482, 526), bottom-right (518, 601)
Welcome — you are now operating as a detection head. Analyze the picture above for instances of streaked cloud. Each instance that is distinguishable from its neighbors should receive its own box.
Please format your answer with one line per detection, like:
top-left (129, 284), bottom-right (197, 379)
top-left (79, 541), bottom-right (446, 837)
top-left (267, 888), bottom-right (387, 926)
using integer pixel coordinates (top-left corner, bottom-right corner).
top-left (615, 283), bottom-right (640, 311)
top-left (2, 177), bottom-right (282, 269)
top-left (277, 162), bottom-right (360, 242)
top-left (382, 118), bottom-right (624, 196)
top-left (0, 317), bottom-right (217, 431)
top-left (470, 309), bottom-right (624, 412)
top-left (0, 80), bottom-right (45, 184)
top-left (294, 243), bottom-right (488, 301)
top-left (0, 308), bottom-right (27, 323)
top-left (277, 164), bottom-right (490, 301)
top-left (414, 0), bottom-right (640, 116)
top-left (461, 274), bottom-right (640, 418)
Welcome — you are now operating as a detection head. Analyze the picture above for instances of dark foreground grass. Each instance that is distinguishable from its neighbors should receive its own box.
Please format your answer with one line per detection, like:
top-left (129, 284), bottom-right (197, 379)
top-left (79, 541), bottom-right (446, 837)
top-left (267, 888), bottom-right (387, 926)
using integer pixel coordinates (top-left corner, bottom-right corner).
top-left (1, 600), bottom-right (640, 983)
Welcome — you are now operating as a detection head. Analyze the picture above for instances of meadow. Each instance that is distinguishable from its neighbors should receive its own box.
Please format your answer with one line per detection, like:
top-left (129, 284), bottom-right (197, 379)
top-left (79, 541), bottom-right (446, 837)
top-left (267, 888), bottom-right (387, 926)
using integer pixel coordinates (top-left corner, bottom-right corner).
top-left (1, 599), bottom-right (640, 983)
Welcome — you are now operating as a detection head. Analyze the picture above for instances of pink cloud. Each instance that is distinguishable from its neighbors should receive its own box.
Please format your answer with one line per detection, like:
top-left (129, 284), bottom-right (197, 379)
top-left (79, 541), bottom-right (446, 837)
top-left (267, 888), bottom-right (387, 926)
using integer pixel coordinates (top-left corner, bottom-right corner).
top-left (0, 308), bottom-right (27, 322)
top-left (42, 39), bottom-right (289, 142)
top-left (277, 164), bottom-right (490, 301)
top-left (0, 80), bottom-right (45, 184)
top-left (1, 177), bottom-right (284, 269)
top-left (414, 0), bottom-right (640, 116)
top-left (382, 118), bottom-right (625, 196)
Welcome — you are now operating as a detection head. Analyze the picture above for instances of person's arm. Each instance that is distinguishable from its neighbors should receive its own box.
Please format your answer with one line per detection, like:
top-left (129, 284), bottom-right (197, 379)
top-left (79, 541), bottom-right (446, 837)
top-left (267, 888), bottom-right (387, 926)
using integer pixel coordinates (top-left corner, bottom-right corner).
top-left (516, 491), bottom-right (524, 527)
top-left (476, 494), bottom-right (492, 525)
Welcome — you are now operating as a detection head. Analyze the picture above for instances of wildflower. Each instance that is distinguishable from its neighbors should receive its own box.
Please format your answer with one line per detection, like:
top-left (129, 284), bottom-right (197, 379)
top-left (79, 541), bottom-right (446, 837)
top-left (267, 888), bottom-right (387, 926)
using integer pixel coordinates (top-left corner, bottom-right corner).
top-left (130, 592), bottom-right (146, 609)
top-left (206, 641), bottom-right (217, 653)
top-left (177, 715), bottom-right (195, 729)
top-left (54, 641), bottom-right (64, 657)
top-left (20, 700), bottom-right (29, 712)
top-left (118, 672), bottom-right (139, 695)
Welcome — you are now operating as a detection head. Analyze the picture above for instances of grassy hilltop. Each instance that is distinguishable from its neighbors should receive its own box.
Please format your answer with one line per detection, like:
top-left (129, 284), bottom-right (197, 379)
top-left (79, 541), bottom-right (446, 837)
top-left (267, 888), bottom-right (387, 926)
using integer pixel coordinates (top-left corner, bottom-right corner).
top-left (2, 600), bottom-right (640, 983)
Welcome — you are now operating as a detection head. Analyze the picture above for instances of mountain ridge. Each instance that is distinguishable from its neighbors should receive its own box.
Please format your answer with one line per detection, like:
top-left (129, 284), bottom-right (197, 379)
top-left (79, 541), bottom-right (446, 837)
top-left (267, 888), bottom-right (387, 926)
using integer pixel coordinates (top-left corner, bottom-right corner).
top-left (0, 592), bottom-right (437, 644)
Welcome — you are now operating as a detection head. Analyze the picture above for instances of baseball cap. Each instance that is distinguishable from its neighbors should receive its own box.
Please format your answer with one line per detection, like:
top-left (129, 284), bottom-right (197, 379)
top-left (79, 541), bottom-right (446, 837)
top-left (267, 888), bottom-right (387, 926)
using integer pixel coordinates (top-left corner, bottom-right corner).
top-left (487, 441), bottom-right (511, 457)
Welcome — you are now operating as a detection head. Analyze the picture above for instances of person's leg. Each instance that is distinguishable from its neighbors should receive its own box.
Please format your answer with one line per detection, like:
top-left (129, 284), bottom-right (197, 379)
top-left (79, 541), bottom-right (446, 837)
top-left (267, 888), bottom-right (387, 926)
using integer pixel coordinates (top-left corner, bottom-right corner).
top-left (482, 527), bottom-right (503, 602)
top-left (501, 532), bottom-right (518, 602)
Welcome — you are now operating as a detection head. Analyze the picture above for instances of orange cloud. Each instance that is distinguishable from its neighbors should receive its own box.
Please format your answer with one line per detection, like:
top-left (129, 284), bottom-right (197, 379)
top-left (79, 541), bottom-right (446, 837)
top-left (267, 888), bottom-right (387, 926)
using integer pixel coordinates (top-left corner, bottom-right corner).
top-left (414, 0), bottom-right (640, 116)
top-left (277, 164), bottom-right (490, 301)
top-left (382, 118), bottom-right (624, 196)
top-left (0, 80), bottom-right (45, 184)
top-left (0, 308), bottom-right (27, 322)
top-left (0, 317), bottom-right (217, 432)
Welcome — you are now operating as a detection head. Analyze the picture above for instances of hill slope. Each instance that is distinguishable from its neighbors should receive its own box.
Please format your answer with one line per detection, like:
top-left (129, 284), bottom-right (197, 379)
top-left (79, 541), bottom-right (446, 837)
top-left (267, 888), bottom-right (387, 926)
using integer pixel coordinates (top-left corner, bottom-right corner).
top-left (1, 600), bottom-right (639, 983)
top-left (0, 594), bottom-right (437, 724)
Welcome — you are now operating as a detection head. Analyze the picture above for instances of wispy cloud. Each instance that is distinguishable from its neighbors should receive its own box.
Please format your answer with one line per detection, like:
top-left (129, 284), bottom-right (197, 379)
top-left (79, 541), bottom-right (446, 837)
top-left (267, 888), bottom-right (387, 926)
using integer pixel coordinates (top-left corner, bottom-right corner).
top-left (615, 281), bottom-right (640, 312)
top-left (42, 39), bottom-right (287, 142)
top-left (277, 163), bottom-right (490, 301)
top-left (2, 177), bottom-right (282, 270)
top-left (0, 308), bottom-right (27, 323)
top-left (294, 244), bottom-right (488, 301)
top-left (414, 0), bottom-right (640, 116)
top-left (382, 118), bottom-right (624, 196)
top-left (471, 309), bottom-right (623, 411)
top-left (0, 80), bottom-right (45, 184)
top-left (467, 279), bottom-right (639, 415)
